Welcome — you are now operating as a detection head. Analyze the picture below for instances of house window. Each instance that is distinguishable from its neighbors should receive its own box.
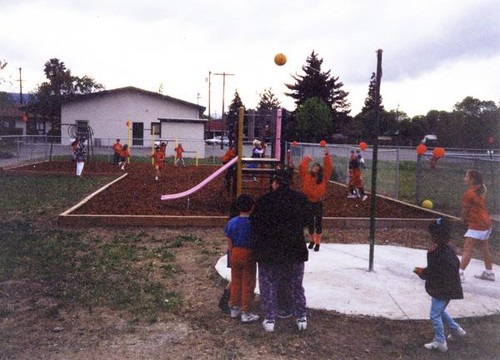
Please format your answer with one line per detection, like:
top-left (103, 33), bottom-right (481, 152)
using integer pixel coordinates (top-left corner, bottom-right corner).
top-left (151, 122), bottom-right (161, 137)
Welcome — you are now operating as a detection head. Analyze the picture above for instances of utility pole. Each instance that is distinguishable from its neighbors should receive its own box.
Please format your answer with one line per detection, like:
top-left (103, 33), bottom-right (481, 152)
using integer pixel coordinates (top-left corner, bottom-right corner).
top-left (214, 72), bottom-right (235, 149)
top-left (17, 67), bottom-right (24, 104)
top-left (208, 71), bottom-right (211, 138)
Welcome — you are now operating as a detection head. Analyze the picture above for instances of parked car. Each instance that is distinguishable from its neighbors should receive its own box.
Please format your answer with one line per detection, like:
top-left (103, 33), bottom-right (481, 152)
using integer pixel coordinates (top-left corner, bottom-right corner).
top-left (205, 136), bottom-right (229, 145)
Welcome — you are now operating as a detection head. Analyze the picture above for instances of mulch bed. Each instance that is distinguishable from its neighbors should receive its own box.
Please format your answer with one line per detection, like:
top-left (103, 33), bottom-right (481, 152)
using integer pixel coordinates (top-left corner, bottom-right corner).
top-left (9, 160), bottom-right (436, 219)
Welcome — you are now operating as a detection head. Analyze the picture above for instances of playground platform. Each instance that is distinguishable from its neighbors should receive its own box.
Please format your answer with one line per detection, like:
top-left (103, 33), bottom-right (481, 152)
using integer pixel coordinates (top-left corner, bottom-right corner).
top-left (216, 244), bottom-right (500, 320)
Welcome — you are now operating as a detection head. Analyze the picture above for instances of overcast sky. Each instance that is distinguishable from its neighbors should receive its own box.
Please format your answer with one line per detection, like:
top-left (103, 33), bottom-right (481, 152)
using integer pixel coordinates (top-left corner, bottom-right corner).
top-left (1, 0), bottom-right (499, 117)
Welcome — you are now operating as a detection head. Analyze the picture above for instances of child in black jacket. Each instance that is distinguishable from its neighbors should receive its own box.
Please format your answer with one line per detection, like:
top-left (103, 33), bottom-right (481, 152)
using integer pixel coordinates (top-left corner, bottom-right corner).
top-left (414, 218), bottom-right (466, 352)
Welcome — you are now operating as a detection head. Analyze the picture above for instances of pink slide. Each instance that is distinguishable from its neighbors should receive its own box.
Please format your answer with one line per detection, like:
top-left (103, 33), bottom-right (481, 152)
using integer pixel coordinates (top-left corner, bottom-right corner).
top-left (160, 156), bottom-right (238, 201)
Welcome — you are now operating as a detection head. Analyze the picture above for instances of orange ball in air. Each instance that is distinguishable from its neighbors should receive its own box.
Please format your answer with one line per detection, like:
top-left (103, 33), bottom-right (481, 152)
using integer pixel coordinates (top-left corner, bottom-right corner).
top-left (319, 140), bottom-right (327, 147)
top-left (274, 53), bottom-right (287, 66)
top-left (416, 143), bottom-right (427, 155)
top-left (359, 142), bottom-right (368, 151)
top-left (432, 147), bottom-right (445, 159)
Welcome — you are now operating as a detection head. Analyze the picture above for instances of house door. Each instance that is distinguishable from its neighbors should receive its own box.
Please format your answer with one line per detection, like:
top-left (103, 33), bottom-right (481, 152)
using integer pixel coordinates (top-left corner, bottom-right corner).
top-left (132, 122), bottom-right (143, 146)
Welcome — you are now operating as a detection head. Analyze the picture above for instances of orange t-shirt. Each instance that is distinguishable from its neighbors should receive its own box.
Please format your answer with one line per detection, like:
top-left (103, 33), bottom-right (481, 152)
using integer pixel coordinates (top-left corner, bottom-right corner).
top-left (221, 148), bottom-right (237, 164)
top-left (152, 151), bottom-right (165, 167)
top-left (120, 149), bottom-right (130, 159)
top-left (349, 168), bottom-right (364, 188)
top-left (299, 154), bottom-right (333, 203)
top-left (112, 142), bottom-right (122, 154)
top-left (461, 186), bottom-right (492, 230)
top-left (174, 146), bottom-right (184, 158)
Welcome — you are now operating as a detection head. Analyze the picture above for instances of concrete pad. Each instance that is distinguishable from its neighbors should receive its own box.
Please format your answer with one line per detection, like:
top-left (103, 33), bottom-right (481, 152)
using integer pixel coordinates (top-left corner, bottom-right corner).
top-left (215, 244), bottom-right (500, 320)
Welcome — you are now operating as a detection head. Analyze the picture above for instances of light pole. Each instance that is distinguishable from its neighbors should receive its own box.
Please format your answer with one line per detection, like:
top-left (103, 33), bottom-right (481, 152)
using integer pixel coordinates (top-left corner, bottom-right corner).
top-left (208, 71), bottom-right (211, 138)
top-left (214, 72), bottom-right (235, 149)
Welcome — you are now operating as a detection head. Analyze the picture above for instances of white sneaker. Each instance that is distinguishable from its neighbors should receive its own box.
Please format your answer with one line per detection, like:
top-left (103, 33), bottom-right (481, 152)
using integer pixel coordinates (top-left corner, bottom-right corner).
top-left (296, 316), bottom-right (307, 331)
top-left (230, 306), bottom-right (241, 319)
top-left (459, 270), bottom-right (465, 283)
top-left (447, 326), bottom-right (466, 341)
top-left (424, 340), bottom-right (448, 352)
top-left (474, 271), bottom-right (495, 281)
top-left (262, 319), bottom-right (275, 332)
top-left (347, 194), bottom-right (357, 199)
top-left (241, 312), bottom-right (259, 323)
top-left (361, 195), bottom-right (368, 201)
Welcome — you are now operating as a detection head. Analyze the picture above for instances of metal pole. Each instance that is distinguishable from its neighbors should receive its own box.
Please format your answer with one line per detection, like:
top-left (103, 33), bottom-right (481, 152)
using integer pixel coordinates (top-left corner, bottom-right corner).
top-left (368, 49), bottom-right (383, 272)
top-left (236, 106), bottom-right (244, 196)
top-left (208, 71), bottom-right (211, 138)
top-left (214, 72), bottom-right (235, 149)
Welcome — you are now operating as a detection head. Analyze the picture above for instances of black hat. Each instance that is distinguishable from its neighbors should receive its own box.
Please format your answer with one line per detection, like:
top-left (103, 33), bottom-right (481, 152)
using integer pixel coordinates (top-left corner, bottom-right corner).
top-left (272, 169), bottom-right (292, 186)
top-left (428, 218), bottom-right (451, 243)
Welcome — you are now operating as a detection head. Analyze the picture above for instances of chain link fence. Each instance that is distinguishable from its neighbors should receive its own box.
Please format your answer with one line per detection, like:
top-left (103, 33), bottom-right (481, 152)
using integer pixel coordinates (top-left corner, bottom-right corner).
top-left (1, 135), bottom-right (498, 220)
top-left (286, 141), bottom-right (499, 219)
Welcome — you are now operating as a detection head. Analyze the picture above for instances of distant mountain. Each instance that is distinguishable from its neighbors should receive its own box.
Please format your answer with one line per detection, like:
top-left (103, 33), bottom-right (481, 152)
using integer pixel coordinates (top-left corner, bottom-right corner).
top-left (0, 92), bottom-right (28, 104)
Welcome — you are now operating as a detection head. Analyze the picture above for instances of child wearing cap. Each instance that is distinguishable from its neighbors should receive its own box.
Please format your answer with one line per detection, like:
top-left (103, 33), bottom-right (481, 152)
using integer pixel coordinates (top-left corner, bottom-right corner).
top-left (414, 218), bottom-right (466, 353)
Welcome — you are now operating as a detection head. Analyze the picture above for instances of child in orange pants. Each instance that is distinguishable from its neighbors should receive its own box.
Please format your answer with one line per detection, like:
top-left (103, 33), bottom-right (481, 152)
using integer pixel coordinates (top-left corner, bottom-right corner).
top-left (225, 194), bottom-right (259, 323)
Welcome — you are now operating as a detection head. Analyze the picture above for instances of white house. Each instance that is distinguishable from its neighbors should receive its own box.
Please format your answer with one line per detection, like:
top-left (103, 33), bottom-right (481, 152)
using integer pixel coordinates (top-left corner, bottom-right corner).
top-left (61, 86), bottom-right (206, 157)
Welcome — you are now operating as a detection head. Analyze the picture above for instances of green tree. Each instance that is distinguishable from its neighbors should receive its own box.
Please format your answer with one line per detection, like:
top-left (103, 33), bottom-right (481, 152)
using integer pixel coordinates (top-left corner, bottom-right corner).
top-left (27, 58), bottom-right (104, 136)
top-left (255, 88), bottom-right (281, 142)
top-left (353, 72), bottom-right (389, 141)
top-left (295, 97), bottom-right (332, 142)
top-left (257, 88), bottom-right (281, 111)
top-left (399, 115), bottom-right (428, 146)
top-left (226, 90), bottom-right (245, 144)
top-left (453, 96), bottom-right (499, 148)
top-left (285, 51), bottom-right (350, 133)
top-left (0, 59), bottom-right (7, 86)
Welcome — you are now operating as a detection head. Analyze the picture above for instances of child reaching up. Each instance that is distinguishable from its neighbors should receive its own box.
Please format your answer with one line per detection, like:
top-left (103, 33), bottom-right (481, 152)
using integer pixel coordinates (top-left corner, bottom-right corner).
top-left (414, 218), bottom-right (466, 353)
top-left (174, 143), bottom-right (186, 167)
top-left (225, 194), bottom-right (259, 323)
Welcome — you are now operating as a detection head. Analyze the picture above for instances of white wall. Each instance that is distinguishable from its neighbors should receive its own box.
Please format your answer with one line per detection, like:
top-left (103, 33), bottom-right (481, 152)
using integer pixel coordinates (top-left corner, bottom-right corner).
top-left (61, 89), bottom-right (205, 157)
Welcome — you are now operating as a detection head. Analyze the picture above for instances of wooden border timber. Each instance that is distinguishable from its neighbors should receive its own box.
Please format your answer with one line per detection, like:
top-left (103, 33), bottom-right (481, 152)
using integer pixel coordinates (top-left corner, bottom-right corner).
top-left (58, 214), bottom-right (456, 229)
top-left (58, 174), bottom-right (461, 229)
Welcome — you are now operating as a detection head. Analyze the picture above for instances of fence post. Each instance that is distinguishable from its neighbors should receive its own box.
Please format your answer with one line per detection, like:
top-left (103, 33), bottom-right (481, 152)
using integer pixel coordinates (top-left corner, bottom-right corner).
top-left (415, 154), bottom-right (422, 205)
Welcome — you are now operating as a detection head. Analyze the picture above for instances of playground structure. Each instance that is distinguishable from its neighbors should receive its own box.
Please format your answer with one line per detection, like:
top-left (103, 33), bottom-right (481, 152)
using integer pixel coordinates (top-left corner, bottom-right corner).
top-left (53, 105), bottom-right (464, 228)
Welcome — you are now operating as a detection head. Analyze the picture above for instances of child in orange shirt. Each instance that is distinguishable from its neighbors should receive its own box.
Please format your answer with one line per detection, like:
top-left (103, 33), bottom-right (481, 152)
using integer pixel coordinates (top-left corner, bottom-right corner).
top-left (151, 145), bottom-right (165, 181)
top-left (348, 150), bottom-right (368, 201)
top-left (299, 150), bottom-right (333, 251)
top-left (118, 144), bottom-right (130, 170)
top-left (459, 170), bottom-right (494, 282)
top-left (112, 139), bottom-right (122, 165)
top-left (174, 143), bottom-right (186, 167)
top-left (221, 145), bottom-right (237, 192)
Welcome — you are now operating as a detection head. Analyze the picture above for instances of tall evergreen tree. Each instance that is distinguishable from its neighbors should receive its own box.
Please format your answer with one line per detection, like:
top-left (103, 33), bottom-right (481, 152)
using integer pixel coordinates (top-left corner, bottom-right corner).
top-left (285, 51), bottom-right (350, 136)
top-left (257, 88), bottom-right (281, 111)
top-left (226, 90), bottom-right (245, 144)
top-left (354, 72), bottom-right (390, 141)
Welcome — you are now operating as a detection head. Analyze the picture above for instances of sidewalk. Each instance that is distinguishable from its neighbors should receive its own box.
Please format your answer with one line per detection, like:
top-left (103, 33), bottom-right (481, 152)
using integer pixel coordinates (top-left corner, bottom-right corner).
top-left (216, 244), bottom-right (500, 320)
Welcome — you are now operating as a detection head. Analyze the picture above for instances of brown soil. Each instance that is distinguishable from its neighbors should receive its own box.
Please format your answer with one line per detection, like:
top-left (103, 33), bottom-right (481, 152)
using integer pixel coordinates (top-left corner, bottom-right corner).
top-left (11, 160), bottom-right (435, 219)
top-left (3, 161), bottom-right (498, 359)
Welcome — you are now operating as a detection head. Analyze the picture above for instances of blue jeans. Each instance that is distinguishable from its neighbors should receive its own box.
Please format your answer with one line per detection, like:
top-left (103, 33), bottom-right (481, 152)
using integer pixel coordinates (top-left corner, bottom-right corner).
top-left (430, 298), bottom-right (460, 342)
